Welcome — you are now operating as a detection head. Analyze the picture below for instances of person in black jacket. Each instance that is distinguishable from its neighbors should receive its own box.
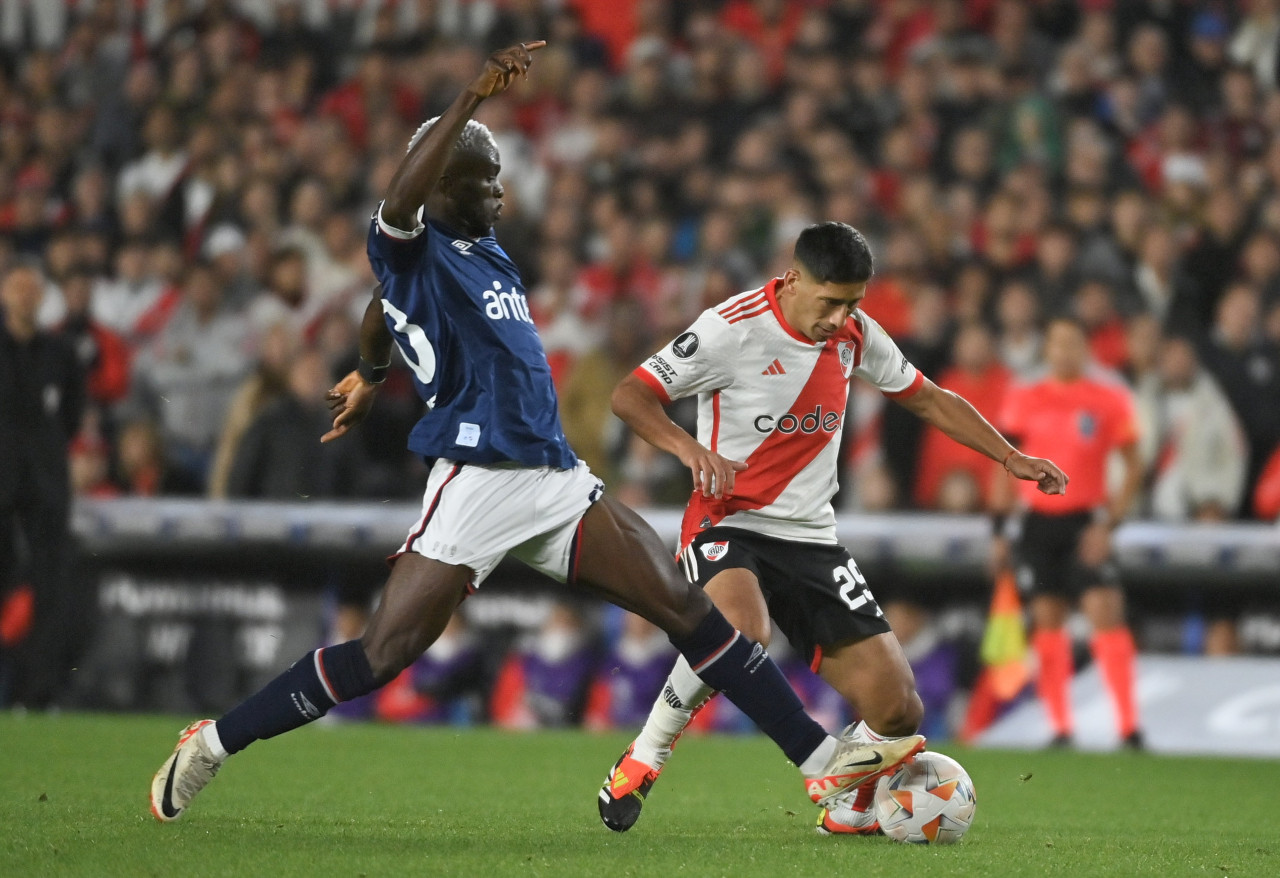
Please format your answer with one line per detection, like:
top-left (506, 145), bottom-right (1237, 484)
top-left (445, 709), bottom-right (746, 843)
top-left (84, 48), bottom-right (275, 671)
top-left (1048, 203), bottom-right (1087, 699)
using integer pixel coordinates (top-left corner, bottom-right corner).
top-left (226, 347), bottom-right (364, 500)
top-left (0, 263), bottom-right (86, 708)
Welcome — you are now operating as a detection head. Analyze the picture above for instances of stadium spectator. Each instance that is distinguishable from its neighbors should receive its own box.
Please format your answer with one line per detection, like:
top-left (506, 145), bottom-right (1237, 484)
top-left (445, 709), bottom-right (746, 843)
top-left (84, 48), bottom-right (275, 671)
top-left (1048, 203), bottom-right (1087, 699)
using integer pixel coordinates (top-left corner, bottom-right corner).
top-left (1135, 336), bottom-right (1248, 521)
top-left (226, 348), bottom-right (366, 500)
top-left (129, 261), bottom-right (250, 487)
top-left (491, 602), bottom-right (597, 729)
top-left (914, 321), bottom-right (1011, 510)
top-left (0, 263), bottom-right (85, 709)
top-left (1199, 282), bottom-right (1280, 493)
top-left (585, 612), bottom-right (675, 731)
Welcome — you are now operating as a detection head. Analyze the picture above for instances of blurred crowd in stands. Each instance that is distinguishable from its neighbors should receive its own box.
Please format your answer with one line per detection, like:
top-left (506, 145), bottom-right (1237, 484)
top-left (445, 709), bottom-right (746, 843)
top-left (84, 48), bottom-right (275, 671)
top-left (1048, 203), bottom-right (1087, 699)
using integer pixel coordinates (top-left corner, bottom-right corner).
top-left (2, 0), bottom-right (1279, 521)
top-left (7, 0), bottom-right (1280, 723)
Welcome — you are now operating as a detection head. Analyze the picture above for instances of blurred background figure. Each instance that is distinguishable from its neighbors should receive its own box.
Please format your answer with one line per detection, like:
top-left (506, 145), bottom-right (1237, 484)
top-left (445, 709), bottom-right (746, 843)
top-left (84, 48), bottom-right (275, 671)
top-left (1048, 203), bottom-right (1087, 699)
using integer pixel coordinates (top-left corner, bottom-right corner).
top-left (585, 612), bottom-right (675, 730)
top-left (0, 264), bottom-right (85, 709)
top-left (490, 602), bottom-right (596, 730)
top-left (1135, 336), bottom-right (1247, 522)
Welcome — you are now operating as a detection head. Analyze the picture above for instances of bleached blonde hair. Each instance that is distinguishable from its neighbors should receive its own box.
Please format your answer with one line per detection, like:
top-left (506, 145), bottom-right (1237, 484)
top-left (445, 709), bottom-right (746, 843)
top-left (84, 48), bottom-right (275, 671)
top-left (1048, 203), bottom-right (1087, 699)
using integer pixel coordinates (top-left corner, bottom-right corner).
top-left (407, 117), bottom-right (497, 155)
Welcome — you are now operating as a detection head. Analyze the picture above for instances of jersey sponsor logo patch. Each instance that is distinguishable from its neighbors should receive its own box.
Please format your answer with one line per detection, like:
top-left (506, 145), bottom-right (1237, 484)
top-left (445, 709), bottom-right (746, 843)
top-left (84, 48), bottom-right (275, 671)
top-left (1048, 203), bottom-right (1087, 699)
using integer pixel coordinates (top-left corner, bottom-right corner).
top-left (762, 358), bottom-right (786, 376)
top-left (672, 331), bottom-right (700, 359)
top-left (451, 239), bottom-right (473, 253)
top-left (838, 341), bottom-right (856, 378)
top-left (700, 541), bottom-right (729, 561)
top-left (482, 281), bottom-right (534, 323)
top-left (753, 405), bottom-right (843, 435)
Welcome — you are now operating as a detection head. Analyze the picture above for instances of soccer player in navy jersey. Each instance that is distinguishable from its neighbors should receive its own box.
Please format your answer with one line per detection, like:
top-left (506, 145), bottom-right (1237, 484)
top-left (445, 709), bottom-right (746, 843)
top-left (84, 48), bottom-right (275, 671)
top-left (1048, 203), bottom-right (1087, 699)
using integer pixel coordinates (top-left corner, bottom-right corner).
top-left (149, 42), bottom-right (925, 826)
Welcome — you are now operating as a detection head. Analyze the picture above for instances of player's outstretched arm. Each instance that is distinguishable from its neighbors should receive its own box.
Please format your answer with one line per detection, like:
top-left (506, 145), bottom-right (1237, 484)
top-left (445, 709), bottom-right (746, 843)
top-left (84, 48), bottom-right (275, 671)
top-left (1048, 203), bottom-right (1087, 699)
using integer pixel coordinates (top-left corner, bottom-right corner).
top-left (381, 41), bottom-right (544, 230)
top-left (611, 373), bottom-right (746, 499)
top-left (894, 378), bottom-right (1068, 496)
top-left (323, 288), bottom-right (394, 443)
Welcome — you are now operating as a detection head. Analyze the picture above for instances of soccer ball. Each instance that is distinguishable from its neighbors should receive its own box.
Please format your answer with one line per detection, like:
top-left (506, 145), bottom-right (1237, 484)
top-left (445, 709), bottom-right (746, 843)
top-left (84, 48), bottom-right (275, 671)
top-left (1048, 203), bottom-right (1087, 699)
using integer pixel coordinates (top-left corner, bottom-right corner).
top-left (872, 751), bottom-right (977, 844)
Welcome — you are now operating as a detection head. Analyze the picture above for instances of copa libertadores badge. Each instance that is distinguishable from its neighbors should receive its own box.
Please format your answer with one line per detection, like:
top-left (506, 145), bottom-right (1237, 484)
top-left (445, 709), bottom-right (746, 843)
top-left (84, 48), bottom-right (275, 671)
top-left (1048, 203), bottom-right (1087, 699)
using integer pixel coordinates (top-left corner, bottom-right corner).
top-left (672, 331), bottom-right (700, 359)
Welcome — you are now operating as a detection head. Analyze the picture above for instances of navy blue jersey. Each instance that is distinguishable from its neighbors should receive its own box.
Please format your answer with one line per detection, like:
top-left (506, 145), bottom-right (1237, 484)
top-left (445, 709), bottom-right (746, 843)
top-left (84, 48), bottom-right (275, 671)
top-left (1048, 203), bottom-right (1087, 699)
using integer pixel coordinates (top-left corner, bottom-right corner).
top-left (367, 207), bottom-right (577, 469)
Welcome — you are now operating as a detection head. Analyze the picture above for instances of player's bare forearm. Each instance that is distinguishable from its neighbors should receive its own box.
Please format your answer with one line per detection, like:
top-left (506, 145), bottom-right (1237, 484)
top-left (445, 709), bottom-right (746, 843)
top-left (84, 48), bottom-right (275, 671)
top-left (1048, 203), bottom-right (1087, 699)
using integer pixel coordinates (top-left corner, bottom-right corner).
top-left (612, 374), bottom-right (699, 461)
top-left (899, 380), bottom-right (1068, 495)
top-left (322, 292), bottom-right (390, 443)
top-left (381, 90), bottom-right (483, 230)
top-left (612, 373), bottom-right (746, 498)
top-left (898, 380), bottom-right (1013, 463)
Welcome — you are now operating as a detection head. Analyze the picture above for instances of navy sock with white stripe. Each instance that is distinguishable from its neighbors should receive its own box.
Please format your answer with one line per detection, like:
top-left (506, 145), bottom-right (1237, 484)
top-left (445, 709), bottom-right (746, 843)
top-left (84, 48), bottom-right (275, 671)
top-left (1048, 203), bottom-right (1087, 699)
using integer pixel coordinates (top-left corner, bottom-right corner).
top-left (668, 608), bottom-right (829, 768)
top-left (214, 640), bottom-right (377, 754)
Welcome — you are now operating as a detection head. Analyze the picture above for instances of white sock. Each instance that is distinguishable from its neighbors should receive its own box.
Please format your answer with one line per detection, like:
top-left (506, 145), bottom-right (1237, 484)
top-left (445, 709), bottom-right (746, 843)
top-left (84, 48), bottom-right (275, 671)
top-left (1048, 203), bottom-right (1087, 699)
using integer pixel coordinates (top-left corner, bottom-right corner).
top-left (798, 735), bottom-right (839, 777)
top-left (201, 722), bottom-right (229, 761)
top-left (630, 657), bottom-right (715, 769)
top-left (669, 655), bottom-right (713, 705)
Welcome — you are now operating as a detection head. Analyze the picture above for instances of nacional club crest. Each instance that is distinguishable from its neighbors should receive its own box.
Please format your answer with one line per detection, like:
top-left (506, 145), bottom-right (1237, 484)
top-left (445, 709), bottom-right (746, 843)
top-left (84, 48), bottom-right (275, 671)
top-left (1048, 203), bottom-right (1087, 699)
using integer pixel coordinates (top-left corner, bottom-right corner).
top-left (837, 341), bottom-right (855, 378)
top-left (700, 541), bottom-right (729, 562)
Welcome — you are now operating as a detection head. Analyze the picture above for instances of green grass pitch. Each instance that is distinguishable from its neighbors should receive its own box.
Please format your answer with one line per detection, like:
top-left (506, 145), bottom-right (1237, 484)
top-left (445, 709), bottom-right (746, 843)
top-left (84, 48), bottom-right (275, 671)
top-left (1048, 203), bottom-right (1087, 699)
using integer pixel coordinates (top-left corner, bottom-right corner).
top-left (2, 713), bottom-right (1277, 877)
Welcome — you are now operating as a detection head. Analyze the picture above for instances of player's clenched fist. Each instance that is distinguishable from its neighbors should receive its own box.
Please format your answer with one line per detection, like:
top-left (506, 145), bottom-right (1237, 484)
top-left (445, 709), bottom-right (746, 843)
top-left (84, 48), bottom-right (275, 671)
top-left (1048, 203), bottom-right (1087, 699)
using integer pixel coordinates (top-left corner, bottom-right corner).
top-left (467, 40), bottom-right (546, 99)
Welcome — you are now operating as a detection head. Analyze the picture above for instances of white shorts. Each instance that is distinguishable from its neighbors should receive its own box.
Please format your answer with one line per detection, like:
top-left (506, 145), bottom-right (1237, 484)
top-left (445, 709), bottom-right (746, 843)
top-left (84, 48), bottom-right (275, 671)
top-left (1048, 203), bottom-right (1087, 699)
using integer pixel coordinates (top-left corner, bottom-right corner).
top-left (393, 458), bottom-right (605, 589)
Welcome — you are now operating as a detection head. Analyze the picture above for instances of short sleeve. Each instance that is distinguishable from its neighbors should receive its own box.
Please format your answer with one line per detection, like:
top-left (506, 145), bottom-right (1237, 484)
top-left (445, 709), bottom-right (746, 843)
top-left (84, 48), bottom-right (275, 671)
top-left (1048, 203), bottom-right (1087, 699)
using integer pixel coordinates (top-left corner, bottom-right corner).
top-left (851, 311), bottom-right (924, 398)
top-left (632, 310), bottom-right (737, 404)
top-left (367, 202), bottom-right (428, 277)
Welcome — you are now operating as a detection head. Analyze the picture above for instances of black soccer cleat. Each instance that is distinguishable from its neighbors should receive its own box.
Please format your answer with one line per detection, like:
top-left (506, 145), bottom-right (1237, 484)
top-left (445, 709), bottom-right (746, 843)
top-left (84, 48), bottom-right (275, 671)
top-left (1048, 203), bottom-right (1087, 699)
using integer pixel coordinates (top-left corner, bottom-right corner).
top-left (597, 744), bottom-right (662, 833)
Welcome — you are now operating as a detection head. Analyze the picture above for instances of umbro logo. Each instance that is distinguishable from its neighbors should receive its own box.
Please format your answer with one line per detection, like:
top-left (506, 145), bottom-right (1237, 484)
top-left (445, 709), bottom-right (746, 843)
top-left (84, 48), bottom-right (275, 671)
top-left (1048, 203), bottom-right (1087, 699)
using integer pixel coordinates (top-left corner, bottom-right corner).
top-left (451, 239), bottom-right (473, 253)
top-left (762, 358), bottom-right (786, 376)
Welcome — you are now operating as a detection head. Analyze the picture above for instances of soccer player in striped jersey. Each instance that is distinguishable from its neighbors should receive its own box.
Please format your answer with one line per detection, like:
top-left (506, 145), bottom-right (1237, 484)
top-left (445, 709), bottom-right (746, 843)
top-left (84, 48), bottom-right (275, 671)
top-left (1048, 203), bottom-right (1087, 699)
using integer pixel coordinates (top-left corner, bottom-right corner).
top-left (597, 222), bottom-right (1068, 834)
top-left (149, 45), bottom-right (928, 829)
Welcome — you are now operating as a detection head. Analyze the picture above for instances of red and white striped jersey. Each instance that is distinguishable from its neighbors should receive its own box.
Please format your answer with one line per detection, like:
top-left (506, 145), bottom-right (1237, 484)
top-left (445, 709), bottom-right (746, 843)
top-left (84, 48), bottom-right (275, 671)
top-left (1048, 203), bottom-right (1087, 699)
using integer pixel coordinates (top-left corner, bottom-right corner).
top-left (634, 279), bottom-right (924, 548)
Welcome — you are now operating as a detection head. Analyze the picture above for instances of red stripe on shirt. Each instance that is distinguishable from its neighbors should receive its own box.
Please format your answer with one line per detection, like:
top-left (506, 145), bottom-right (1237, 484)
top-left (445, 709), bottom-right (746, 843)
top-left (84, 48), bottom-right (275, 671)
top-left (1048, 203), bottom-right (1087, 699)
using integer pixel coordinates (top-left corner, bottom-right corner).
top-left (883, 369), bottom-right (925, 399)
top-left (710, 390), bottom-right (721, 452)
top-left (726, 304), bottom-right (772, 324)
top-left (679, 330), bottom-right (849, 546)
top-left (717, 292), bottom-right (767, 319)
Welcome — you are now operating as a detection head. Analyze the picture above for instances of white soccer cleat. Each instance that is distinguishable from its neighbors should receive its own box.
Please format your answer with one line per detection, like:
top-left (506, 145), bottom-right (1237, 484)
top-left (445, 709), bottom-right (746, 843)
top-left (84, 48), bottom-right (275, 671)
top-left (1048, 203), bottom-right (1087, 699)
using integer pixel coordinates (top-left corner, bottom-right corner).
top-left (804, 734), bottom-right (925, 805)
top-left (150, 719), bottom-right (224, 822)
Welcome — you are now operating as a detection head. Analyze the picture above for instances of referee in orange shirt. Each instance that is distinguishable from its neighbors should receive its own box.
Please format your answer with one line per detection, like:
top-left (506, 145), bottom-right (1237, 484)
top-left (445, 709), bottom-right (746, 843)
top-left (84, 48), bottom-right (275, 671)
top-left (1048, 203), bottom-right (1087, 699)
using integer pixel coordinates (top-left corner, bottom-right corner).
top-left (992, 317), bottom-right (1145, 748)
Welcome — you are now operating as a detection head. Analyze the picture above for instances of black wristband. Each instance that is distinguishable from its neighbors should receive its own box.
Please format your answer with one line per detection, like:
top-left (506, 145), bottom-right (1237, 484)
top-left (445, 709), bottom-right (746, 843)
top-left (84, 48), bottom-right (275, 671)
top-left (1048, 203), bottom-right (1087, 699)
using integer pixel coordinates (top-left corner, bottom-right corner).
top-left (357, 357), bottom-right (389, 385)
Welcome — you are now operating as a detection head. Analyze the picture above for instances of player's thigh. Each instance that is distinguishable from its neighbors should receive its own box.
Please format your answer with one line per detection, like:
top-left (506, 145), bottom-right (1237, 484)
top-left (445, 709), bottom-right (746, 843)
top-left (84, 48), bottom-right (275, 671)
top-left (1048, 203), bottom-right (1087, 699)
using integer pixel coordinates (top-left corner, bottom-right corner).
top-left (573, 495), bottom-right (711, 638)
top-left (360, 553), bottom-right (473, 683)
top-left (702, 567), bottom-right (771, 646)
top-left (818, 632), bottom-right (921, 732)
